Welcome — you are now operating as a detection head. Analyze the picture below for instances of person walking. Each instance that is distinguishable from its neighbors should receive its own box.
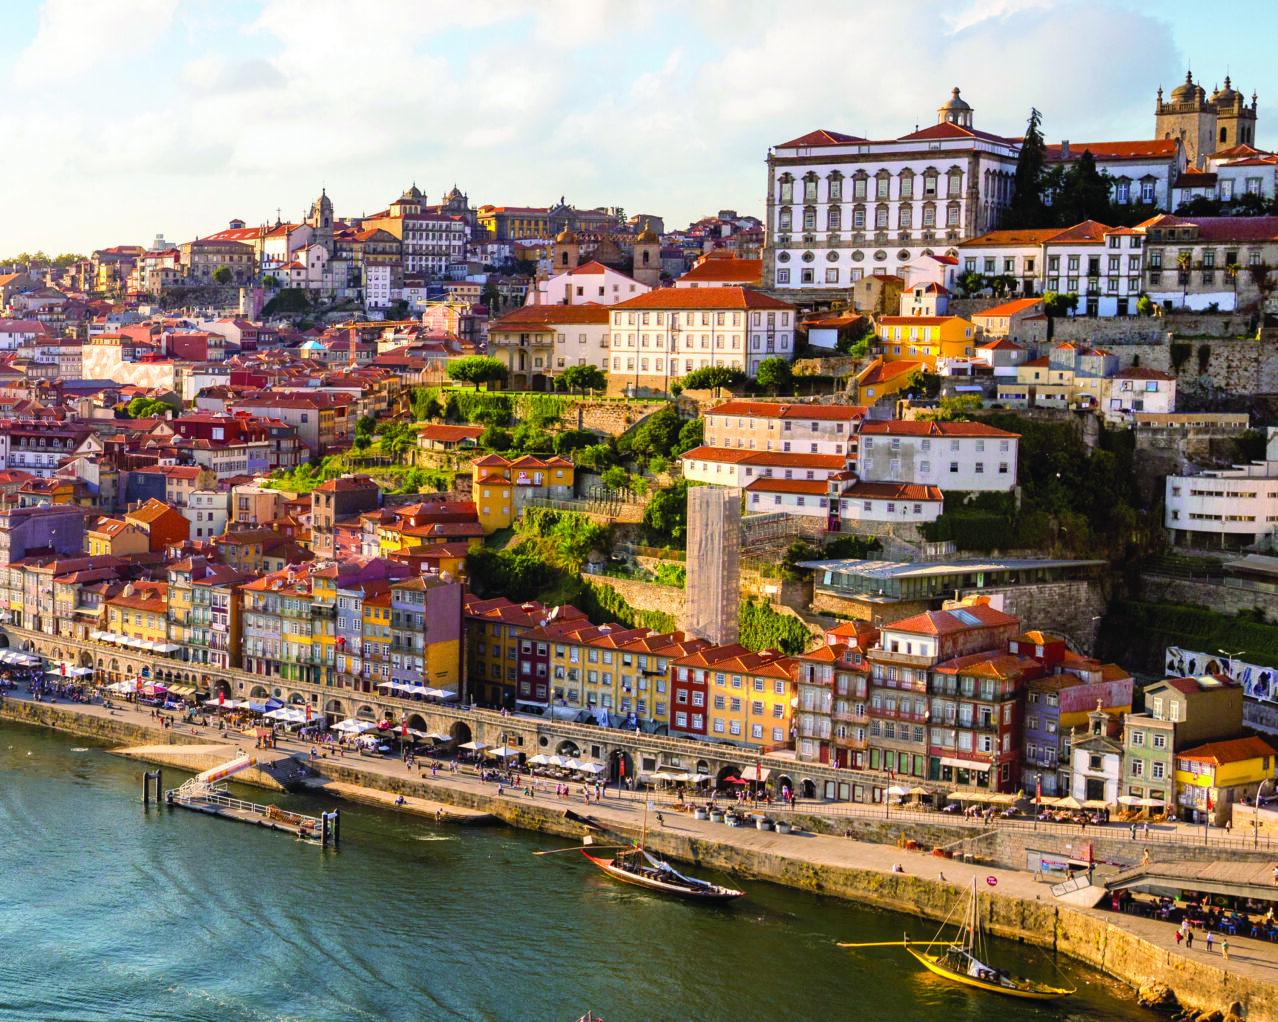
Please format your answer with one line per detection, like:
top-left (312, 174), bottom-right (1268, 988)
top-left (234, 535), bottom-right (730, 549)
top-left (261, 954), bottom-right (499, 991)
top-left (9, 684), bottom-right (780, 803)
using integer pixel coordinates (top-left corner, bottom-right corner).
top-left (1186, 929), bottom-right (1194, 949)
top-left (1130, 823), bottom-right (1137, 840)
top-left (1206, 931), bottom-right (1214, 954)
top-left (1221, 937), bottom-right (1229, 961)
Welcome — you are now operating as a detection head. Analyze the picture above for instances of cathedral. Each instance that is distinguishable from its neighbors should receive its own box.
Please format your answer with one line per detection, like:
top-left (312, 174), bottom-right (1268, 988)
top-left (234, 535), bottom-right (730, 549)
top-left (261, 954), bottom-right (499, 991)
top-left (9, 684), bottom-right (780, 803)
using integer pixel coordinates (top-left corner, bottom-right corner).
top-left (1155, 71), bottom-right (1259, 168)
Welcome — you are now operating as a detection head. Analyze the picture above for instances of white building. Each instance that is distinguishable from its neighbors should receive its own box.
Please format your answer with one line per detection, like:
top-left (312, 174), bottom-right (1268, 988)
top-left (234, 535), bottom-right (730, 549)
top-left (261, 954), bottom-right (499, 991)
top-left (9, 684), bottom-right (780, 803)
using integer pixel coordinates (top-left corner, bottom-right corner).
top-left (858, 420), bottom-right (1020, 493)
top-left (607, 287), bottom-right (796, 394)
top-left (835, 479), bottom-right (944, 526)
top-left (745, 477), bottom-right (831, 517)
top-left (701, 400), bottom-right (864, 458)
top-left (1070, 712), bottom-right (1125, 805)
top-left (487, 304), bottom-right (611, 389)
top-left (185, 489), bottom-right (229, 541)
top-left (530, 260), bottom-right (649, 306)
top-left (680, 447), bottom-right (848, 488)
top-left (1165, 427), bottom-right (1278, 549)
top-left (1043, 138), bottom-right (1184, 211)
top-left (1103, 367), bottom-right (1177, 421)
top-left (764, 88), bottom-right (1019, 293)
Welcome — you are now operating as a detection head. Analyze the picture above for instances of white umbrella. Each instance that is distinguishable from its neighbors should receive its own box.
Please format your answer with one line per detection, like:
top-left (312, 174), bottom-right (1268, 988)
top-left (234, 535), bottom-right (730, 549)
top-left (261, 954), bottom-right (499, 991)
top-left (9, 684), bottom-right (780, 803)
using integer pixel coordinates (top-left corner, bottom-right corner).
top-left (1136, 797), bottom-right (1166, 807)
top-left (333, 718), bottom-right (376, 734)
top-left (578, 762), bottom-right (606, 775)
top-left (426, 733), bottom-right (452, 743)
top-left (528, 754), bottom-right (551, 766)
top-left (458, 740), bottom-right (488, 751)
top-left (1117, 795), bottom-right (1141, 806)
top-left (488, 746), bottom-right (519, 759)
top-left (563, 758), bottom-right (587, 771)
top-left (887, 785), bottom-right (911, 796)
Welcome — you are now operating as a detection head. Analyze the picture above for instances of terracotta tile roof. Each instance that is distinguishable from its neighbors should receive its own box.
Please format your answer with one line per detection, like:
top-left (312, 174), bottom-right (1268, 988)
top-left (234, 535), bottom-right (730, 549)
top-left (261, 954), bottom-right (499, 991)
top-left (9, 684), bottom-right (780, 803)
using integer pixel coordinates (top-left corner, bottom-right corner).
top-left (1156, 674), bottom-right (1239, 694)
top-left (1111, 366), bottom-right (1174, 380)
top-left (125, 498), bottom-right (180, 524)
top-left (680, 446), bottom-right (847, 469)
top-left (860, 419), bottom-right (1019, 438)
top-left (612, 287), bottom-right (794, 311)
top-left (775, 129), bottom-right (867, 148)
top-left (843, 480), bottom-right (943, 502)
top-left (877, 316), bottom-right (968, 326)
top-left (490, 304), bottom-right (610, 328)
top-left (960, 228), bottom-right (1074, 248)
top-left (978, 338), bottom-right (1028, 351)
top-left (419, 424), bottom-right (484, 442)
top-left (895, 122), bottom-right (1015, 144)
top-left (1046, 219), bottom-right (1114, 244)
top-left (856, 359), bottom-right (924, 386)
top-left (744, 477), bottom-right (829, 495)
top-left (708, 400), bottom-right (867, 421)
top-left (972, 298), bottom-right (1043, 319)
top-left (1141, 214), bottom-right (1278, 243)
top-left (1044, 139), bottom-right (1179, 161)
top-left (677, 259), bottom-right (763, 284)
top-left (885, 603), bottom-right (1018, 636)
top-left (1178, 736), bottom-right (1276, 765)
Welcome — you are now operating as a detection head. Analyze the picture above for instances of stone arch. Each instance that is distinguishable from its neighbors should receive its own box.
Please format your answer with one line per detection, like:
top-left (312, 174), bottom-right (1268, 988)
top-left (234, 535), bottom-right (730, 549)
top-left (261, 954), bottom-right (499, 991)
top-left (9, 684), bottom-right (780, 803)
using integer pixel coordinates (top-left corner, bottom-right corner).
top-left (608, 749), bottom-right (633, 784)
top-left (406, 713), bottom-right (428, 731)
top-left (696, 760), bottom-right (710, 775)
top-left (250, 685), bottom-right (270, 699)
top-left (450, 720), bottom-right (472, 744)
top-left (0, 634), bottom-right (9, 650)
top-left (800, 778), bottom-right (818, 799)
top-left (555, 739), bottom-right (581, 758)
top-left (210, 680), bottom-right (231, 700)
top-left (355, 704), bottom-right (377, 720)
top-left (79, 651), bottom-right (93, 668)
top-left (715, 764), bottom-right (742, 790)
top-left (288, 692), bottom-right (307, 705)
top-left (325, 699), bottom-right (346, 716)
top-left (775, 774), bottom-right (795, 796)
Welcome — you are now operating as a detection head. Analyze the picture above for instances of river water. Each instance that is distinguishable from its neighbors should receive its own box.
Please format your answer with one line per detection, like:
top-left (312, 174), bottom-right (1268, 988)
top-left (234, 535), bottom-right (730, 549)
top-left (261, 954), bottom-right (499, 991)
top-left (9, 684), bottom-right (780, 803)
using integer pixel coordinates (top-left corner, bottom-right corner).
top-left (0, 720), bottom-right (1151, 1022)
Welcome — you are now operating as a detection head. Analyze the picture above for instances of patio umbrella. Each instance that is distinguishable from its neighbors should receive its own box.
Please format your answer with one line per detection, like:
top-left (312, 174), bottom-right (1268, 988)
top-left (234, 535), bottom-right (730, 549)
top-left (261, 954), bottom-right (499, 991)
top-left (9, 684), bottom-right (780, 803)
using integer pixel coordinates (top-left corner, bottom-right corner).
top-left (1117, 795), bottom-right (1142, 806)
top-left (1081, 799), bottom-right (1111, 810)
top-left (1136, 797), bottom-right (1165, 807)
top-left (578, 762), bottom-right (606, 775)
top-left (887, 785), bottom-right (911, 796)
top-left (488, 746), bottom-right (519, 759)
top-left (1035, 796), bottom-right (1060, 807)
top-left (528, 754), bottom-right (550, 766)
top-left (987, 793), bottom-right (1017, 805)
top-left (950, 790), bottom-right (985, 801)
top-left (458, 740), bottom-right (488, 752)
top-left (1055, 795), bottom-right (1083, 810)
top-left (906, 786), bottom-right (931, 797)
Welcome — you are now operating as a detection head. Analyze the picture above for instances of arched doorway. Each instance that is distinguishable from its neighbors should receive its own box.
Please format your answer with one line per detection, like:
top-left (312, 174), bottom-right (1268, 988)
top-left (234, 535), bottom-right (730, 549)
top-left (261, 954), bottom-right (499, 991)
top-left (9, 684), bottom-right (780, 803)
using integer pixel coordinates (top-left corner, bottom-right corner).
top-left (407, 713), bottom-right (427, 731)
top-left (609, 749), bottom-right (634, 784)
top-left (0, 634), bottom-right (9, 649)
top-left (210, 680), bottom-right (231, 700)
top-left (776, 774), bottom-right (795, 797)
top-left (800, 778), bottom-right (817, 799)
top-left (250, 685), bottom-right (270, 699)
top-left (696, 760), bottom-right (709, 775)
top-left (356, 705), bottom-right (376, 721)
top-left (715, 764), bottom-right (742, 791)
top-left (450, 721), bottom-right (472, 745)
top-left (288, 692), bottom-right (307, 705)
top-left (555, 740), bottom-right (580, 758)
top-left (325, 699), bottom-right (346, 716)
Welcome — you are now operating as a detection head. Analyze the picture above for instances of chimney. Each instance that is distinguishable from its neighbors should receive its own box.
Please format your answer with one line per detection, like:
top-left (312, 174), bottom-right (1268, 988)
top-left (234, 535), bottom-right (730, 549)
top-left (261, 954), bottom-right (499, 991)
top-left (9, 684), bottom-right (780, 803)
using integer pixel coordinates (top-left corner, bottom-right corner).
top-left (1061, 140), bottom-right (1070, 159)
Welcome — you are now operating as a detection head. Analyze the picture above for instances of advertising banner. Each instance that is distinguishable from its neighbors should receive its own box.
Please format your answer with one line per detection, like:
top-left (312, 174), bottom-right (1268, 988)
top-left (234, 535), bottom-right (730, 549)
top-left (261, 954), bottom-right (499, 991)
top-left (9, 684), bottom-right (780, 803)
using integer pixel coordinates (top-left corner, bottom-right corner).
top-left (1164, 646), bottom-right (1275, 702)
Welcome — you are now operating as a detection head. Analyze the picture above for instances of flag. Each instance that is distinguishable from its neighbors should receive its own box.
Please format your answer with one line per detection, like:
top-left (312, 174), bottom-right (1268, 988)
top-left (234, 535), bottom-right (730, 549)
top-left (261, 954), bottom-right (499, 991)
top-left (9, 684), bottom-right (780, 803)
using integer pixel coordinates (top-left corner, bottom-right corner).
top-left (218, 689), bottom-right (225, 706)
top-left (1036, 778), bottom-right (1041, 804)
top-left (401, 720), bottom-right (407, 737)
top-left (1207, 790), bottom-right (1214, 812)
top-left (305, 704), bottom-right (312, 721)
top-left (60, 662), bottom-right (66, 677)
top-left (619, 759), bottom-right (625, 777)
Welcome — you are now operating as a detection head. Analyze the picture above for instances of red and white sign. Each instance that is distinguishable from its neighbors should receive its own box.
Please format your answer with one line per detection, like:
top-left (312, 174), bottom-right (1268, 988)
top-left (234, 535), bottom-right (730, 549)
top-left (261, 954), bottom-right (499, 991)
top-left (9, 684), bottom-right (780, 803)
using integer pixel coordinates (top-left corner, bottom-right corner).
top-left (986, 876), bottom-right (998, 887)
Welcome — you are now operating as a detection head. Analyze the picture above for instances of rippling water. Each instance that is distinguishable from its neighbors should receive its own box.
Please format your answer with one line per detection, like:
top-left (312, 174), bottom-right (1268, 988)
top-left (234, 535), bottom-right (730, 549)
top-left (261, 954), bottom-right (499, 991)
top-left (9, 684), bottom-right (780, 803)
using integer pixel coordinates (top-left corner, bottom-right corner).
top-left (0, 721), bottom-right (1152, 1022)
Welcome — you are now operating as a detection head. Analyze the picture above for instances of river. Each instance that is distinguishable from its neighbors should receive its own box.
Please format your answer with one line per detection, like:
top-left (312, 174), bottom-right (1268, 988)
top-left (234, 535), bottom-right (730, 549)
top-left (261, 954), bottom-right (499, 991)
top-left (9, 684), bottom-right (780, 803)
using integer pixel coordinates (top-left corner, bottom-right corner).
top-left (0, 720), bottom-right (1152, 1022)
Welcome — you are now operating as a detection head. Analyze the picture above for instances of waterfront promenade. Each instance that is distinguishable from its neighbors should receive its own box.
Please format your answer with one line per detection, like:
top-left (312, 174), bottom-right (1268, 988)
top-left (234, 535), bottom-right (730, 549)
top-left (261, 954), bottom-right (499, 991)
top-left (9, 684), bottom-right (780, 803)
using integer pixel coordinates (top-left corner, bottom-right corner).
top-left (7, 689), bottom-right (1278, 1014)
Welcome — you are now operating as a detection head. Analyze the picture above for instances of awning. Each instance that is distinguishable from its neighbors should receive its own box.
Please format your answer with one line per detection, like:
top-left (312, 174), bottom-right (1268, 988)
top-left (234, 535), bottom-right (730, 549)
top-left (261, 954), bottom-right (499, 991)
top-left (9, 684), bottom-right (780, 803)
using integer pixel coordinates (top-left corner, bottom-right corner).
top-left (488, 746), bottom-right (520, 759)
top-left (167, 684), bottom-right (196, 697)
top-left (458, 740), bottom-right (488, 751)
top-left (740, 766), bottom-right (771, 782)
top-left (941, 758), bottom-right (989, 772)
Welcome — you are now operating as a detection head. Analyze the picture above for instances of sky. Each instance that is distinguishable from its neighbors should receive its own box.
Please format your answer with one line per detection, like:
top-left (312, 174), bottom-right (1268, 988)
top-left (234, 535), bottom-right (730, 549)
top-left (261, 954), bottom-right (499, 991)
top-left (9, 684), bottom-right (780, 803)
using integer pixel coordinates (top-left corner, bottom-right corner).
top-left (3, 0), bottom-right (1277, 254)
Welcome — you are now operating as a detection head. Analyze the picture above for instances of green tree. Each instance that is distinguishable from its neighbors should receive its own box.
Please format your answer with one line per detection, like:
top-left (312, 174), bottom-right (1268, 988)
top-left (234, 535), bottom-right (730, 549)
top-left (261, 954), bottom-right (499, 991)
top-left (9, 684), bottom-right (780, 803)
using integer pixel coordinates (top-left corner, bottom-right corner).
top-left (212, 266), bottom-right (234, 285)
top-left (480, 280), bottom-right (502, 313)
top-left (553, 429), bottom-right (596, 455)
top-left (643, 481), bottom-right (690, 546)
top-left (261, 288), bottom-right (311, 319)
top-left (125, 396), bottom-right (176, 418)
top-left (560, 364), bottom-right (606, 395)
top-left (354, 414), bottom-right (377, 438)
top-left (479, 425), bottom-right (512, 451)
top-left (262, 274), bottom-right (280, 289)
top-left (1136, 294), bottom-right (1156, 317)
top-left (672, 418), bottom-right (703, 457)
top-left (447, 356), bottom-right (508, 391)
top-left (957, 269), bottom-right (986, 296)
top-left (1175, 195), bottom-right (1223, 218)
top-left (629, 405), bottom-right (683, 459)
top-left (679, 365), bottom-right (746, 392)
top-left (1042, 290), bottom-right (1079, 318)
top-left (601, 465), bottom-right (629, 490)
top-left (511, 422), bottom-right (553, 453)
top-left (755, 356), bottom-right (793, 395)
top-left (1052, 149), bottom-right (1114, 226)
top-left (1003, 107), bottom-right (1050, 229)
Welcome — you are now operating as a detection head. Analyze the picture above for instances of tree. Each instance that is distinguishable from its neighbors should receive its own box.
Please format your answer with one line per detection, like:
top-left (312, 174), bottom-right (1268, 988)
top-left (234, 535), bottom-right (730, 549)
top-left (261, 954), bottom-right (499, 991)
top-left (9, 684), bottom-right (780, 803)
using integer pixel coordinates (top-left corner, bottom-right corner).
top-left (672, 418), bottom-right (703, 457)
top-left (560, 364), bottom-right (606, 396)
top-left (479, 425), bottom-right (512, 451)
top-left (125, 396), bottom-right (176, 419)
top-left (755, 356), bottom-right (793, 395)
top-left (480, 281), bottom-right (502, 313)
top-left (212, 266), bottom-right (234, 285)
top-left (447, 356), bottom-right (508, 391)
top-left (902, 370), bottom-right (941, 400)
top-left (1052, 149), bottom-right (1114, 227)
top-left (354, 415), bottom-right (377, 438)
top-left (643, 481), bottom-right (689, 545)
top-left (511, 422), bottom-right (553, 453)
top-left (1042, 290), bottom-right (1079, 318)
top-left (957, 269), bottom-right (986, 296)
top-left (553, 429), bottom-right (596, 455)
top-left (601, 465), bottom-right (629, 491)
top-left (1137, 294), bottom-right (1156, 317)
top-left (261, 287), bottom-right (311, 319)
top-left (262, 275), bottom-right (280, 289)
top-left (1175, 195), bottom-right (1223, 218)
top-left (629, 406), bottom-right (683, 459)
top-left (679, 365), bottom-right (746, 392)
top-left (1234, 192), bottom-right (1270, 217)
top-left (1004, 107), bottom-right (1050, 229)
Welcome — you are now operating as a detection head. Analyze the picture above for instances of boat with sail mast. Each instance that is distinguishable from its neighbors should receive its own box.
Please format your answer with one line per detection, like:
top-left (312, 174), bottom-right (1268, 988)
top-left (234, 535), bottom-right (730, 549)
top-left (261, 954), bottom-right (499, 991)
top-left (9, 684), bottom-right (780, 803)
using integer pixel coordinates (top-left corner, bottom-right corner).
top-left (841, 878), bottom-right (1073, 1000)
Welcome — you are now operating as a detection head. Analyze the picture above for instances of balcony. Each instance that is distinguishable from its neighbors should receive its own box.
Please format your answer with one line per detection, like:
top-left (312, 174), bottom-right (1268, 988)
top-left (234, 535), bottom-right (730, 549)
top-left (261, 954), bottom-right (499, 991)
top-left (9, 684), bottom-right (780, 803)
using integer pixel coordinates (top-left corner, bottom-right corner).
top-left (311, 605), bottom-right (336, 620)
top-left (832, 710), bottom-right (869, 725)
top-left (872, 707), bottom-right (928, 723)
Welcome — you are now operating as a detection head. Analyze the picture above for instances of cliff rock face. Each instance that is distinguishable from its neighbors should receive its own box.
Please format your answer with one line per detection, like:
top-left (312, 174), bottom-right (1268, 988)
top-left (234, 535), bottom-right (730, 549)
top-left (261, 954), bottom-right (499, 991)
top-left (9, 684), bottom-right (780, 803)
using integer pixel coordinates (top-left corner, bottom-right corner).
top-left (1138, 982), bottom-right (1179, 1010)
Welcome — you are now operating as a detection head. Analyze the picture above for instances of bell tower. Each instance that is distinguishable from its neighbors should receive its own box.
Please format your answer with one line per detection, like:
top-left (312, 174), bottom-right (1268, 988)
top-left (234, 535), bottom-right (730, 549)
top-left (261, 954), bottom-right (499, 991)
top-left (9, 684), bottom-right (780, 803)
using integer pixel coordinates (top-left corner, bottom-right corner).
top-left (632, 223), bottom-right (661, 288)
top-left (308, 188), bottom-right (334, 249)
top-left (553, 229), bottom-right (580, 273)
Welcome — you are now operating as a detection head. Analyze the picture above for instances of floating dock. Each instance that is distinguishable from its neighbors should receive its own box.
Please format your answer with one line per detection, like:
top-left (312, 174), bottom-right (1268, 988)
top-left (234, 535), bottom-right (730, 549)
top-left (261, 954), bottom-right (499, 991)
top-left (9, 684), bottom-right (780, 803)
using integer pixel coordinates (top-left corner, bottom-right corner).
top-left (162, 755), bottom-right (341, 846)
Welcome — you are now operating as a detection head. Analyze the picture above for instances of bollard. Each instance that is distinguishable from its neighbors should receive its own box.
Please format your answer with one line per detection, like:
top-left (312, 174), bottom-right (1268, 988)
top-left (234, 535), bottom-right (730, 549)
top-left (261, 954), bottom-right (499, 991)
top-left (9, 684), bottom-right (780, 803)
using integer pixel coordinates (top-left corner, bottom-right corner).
top-left (331, 809), bottom-right (340, 848)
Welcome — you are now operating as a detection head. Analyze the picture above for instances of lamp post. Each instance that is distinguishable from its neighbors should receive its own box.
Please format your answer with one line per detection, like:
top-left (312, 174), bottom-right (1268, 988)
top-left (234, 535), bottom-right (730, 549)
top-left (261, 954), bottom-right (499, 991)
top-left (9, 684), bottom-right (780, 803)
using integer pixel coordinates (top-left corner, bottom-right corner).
top-left (1218, 648), bottom-right (1245, 681)
top-left (1255, 778), bottom-right (1273, 849)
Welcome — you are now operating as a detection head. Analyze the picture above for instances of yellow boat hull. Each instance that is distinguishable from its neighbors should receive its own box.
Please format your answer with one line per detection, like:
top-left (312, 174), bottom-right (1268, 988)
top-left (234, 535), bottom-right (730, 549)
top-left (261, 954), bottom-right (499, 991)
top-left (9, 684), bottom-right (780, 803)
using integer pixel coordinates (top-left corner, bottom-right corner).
top-left (905, 947), bottom-right (1074, 1000)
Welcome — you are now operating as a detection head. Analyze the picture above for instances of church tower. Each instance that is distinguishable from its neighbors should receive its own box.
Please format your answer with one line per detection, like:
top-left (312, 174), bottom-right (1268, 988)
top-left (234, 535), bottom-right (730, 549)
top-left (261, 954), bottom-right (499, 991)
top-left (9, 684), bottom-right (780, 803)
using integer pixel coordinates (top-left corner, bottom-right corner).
top-left (632, 223), bottom-right (661, 288)
top-left (1211, 77), bottom-right (1259, 151)
top-left (1155, 72), bottom-right (1216, 168)
top-left (308, 188), bottom-right (334, 249)
top-left (553, 228), bottom-right (580, 273)
top-left (936, 87), bottom-right (973, 128)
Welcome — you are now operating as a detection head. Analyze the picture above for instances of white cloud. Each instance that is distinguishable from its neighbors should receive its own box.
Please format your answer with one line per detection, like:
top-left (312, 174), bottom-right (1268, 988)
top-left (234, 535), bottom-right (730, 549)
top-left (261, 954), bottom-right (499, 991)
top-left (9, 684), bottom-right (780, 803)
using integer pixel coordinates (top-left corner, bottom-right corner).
top-left (12, 0), bottom-right (178, 86)
top-left (181, 55), bottom-right (283, 94)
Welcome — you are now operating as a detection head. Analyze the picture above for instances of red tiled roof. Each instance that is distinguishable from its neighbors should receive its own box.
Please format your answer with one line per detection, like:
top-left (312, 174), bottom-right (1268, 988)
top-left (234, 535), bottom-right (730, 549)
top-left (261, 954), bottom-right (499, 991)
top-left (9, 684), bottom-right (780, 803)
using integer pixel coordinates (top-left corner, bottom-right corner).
top-left (885, 602), bottom-right (1019, 636)
top-left (895, 122), bottom-right (1015, 144)
top-left (419, 424), bottom-right (484, 442)
top-left (972, 298), bottom-right (1042, 319)
top-left (1111, 366), bottom-right (1174, 380)
top-left (775, 129), bottom-right (867, 148)
top-left (680, 446), bottom-right (847, 469)
top-left (856, 359), bottom-right (923, 386)
top-left (708, 400), bottom-right (867, 421)
top-left (1044, 139), bottom-right (1179, 161)
top-left (861, 419), bottom-right (1019, 437)
top-left (843, 480), bottom-right (943, 502)
top-left (744, 477), bottom-right (828, 495)
top-left (1140, 214), bottom-right (1278, 243)
top-left (1178, 736), bottom-right (1276, 765)
top-left (490, 304), bottom-right (610, 327)
top-left (678, 259), bottom-right (763, 284)
top-left (612, 287), bottom-right (794, 311)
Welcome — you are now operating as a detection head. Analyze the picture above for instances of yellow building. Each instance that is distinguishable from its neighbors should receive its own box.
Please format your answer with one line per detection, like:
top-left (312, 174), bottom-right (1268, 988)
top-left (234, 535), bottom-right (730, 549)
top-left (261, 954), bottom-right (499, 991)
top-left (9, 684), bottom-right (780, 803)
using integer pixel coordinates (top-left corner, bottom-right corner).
top-left (104, 583), bottom-right (171, 645)
top-left (1176, 736), bottom-right (1276, 826)
top-left (874, 316), bottom-right (975, 368)
top-left (471, 454), bottom-right (575, 533)
top-left (852, 357), bottom-right (925, 405)
top-left (362, 589), bottom-right (392, 687)
top-left (86, 517), bottom-right (149, 557)
top-left (703, 649), bottom-right (797, 749)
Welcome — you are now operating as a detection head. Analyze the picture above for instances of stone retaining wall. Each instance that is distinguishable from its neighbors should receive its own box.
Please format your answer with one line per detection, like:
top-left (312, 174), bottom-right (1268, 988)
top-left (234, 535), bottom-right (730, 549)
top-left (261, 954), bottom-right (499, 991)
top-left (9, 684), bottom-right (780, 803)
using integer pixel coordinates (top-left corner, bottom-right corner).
top-left (1139, 574), bottom-right (1278, 620)
top-left (582, 574), bottom-right (685, 621)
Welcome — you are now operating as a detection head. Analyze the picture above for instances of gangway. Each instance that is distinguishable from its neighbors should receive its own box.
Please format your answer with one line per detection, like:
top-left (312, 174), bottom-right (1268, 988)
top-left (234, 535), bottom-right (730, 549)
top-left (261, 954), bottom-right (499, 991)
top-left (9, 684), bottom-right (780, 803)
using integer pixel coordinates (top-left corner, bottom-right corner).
top-left (164, 755), bottom-right (340, 846)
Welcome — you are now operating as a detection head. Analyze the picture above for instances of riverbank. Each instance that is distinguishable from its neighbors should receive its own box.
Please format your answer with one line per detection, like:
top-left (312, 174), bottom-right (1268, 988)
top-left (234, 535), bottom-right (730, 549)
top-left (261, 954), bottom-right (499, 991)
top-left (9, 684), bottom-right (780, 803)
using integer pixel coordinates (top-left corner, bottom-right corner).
top-left (3, 693), bottom-right (1272, 1021)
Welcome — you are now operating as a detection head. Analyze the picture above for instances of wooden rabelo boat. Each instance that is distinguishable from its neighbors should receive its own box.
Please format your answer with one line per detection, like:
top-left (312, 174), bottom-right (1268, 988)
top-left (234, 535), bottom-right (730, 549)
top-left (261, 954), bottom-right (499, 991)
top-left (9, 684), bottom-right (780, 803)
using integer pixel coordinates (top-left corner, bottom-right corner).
top-left (580, 845), bottom-right (744, 901)
top-left (842, 879), bottom-right (1074, 1000)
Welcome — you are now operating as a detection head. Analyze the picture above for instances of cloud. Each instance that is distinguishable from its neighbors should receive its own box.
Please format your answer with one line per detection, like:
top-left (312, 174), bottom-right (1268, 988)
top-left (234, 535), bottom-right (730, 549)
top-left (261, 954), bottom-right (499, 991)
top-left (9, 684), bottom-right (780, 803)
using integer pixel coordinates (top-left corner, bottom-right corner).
top-left (12, 0), bottom-right (179, 86)
top-left (181, 55), bottom-right (284, 94)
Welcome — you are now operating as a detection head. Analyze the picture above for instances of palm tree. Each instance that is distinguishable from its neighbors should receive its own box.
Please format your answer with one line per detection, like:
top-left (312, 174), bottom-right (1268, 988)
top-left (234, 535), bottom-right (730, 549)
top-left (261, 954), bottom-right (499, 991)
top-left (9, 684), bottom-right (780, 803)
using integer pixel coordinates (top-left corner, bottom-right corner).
top-left (1177, 252), bottom-right (1192, 309)
top-left (1226, 262), bottom-right (1241, 310)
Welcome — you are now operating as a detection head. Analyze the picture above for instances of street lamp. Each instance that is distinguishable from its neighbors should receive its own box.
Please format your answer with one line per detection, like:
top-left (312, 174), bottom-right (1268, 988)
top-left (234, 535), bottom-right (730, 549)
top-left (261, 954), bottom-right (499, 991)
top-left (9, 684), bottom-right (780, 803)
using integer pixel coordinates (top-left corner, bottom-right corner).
top-left (1255, 778), bottom-right (1273, 849)
top-left (1218, 649), bottom-right (1246, 680)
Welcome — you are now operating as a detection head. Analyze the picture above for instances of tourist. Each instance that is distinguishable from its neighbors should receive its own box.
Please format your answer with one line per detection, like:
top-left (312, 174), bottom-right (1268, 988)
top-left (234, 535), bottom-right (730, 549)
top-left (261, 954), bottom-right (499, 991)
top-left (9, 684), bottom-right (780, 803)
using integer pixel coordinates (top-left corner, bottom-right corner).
top-left (1143, 821), bottom-right (1150, 839)
top-left (1186, 929), bottom-right (1194, 949)
top-left (1142, 847), bottom-right (1151, 866)
top-left (1206, 931), bottom-right (1214, 953)
top-left (1175, 929), bottom-right (1183, 946)
top-left (1221, 937), bottom-right (1229, 961)
top-left (891, 863), bottom-right (904, 873)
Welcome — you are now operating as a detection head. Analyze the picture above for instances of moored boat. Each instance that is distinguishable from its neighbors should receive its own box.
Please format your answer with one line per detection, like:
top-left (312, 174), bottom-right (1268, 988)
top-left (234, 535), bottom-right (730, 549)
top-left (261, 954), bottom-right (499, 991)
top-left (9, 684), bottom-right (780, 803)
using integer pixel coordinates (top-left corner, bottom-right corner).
top-left (841, 878), bottom-right (1074, 1000)
top-left (581, 846), bottom-right (745, 901)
